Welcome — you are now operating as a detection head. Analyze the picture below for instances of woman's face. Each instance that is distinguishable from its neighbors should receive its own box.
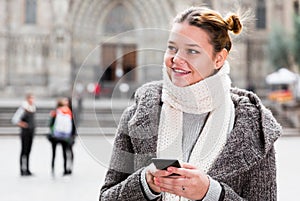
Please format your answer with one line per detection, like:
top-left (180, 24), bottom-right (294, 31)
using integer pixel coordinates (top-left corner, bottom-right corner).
top-left (164, 22), bottom-right (225, 87)
top-left (27, 96), bottom-right (35, 105)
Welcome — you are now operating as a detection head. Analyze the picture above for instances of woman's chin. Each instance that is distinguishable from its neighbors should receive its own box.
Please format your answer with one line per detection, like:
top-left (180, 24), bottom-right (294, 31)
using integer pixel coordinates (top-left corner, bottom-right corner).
top-left (171, 79), bottom-right (190, 87)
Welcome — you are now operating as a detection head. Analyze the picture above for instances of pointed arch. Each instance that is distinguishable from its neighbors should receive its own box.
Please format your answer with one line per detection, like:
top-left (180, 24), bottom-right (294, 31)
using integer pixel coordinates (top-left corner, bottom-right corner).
top-left (103, 3), bottom-right (134, 34)
top-left (68, 0), bottom-right (177, 90)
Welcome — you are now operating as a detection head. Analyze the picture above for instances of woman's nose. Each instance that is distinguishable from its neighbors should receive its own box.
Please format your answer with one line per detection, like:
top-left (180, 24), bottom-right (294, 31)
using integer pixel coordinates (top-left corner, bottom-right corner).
top-left (172, 52), bottom-right (186, 64)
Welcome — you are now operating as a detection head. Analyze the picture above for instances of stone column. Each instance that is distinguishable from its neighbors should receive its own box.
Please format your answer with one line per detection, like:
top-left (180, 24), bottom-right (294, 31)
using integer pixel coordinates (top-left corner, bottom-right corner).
top-left (48, 0), bottom-right (72, 96)
top-left (0, 0), bottom-right (8, 90)
top-left (0, 34), bottom-right (6, 90)
top-left (48, 27), bottom-right (72, 96)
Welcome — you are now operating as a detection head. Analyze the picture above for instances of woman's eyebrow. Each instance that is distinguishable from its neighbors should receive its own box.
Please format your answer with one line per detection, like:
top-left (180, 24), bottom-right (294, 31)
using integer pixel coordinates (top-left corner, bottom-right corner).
top-left (186, 44), bottom-right (202, 48)
top-left (168, 41), bottom-right (202, 48)
top-left (167, 40), bottom-right (176, 45)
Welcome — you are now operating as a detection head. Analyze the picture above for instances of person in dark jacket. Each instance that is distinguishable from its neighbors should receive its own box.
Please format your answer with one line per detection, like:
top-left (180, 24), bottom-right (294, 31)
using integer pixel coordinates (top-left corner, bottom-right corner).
top-left (12, 93), bottom-right (36, 176)
top-left (67, 97), bottom-right (77, 174)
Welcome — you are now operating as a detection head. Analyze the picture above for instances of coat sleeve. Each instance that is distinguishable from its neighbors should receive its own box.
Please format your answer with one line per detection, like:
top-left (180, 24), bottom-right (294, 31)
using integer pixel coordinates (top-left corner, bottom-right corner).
top-left (99, 106), bottom-right (151, 201)
top-left (219, 147), bottom-right (277, 201)
top-left (11, 106), bottom-right (25, 125)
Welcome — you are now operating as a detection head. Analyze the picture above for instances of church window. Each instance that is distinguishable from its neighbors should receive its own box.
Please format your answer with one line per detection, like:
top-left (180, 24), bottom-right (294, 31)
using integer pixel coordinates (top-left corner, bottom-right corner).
top-left (25, 0), bottom-right (37, 24)
top-left (256, 0), bottom-right (266, 29)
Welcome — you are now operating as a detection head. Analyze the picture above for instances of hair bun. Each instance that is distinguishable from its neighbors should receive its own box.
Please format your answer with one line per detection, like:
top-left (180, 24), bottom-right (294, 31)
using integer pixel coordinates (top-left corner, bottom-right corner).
top-left (226, 14), bottom-right (242, 34)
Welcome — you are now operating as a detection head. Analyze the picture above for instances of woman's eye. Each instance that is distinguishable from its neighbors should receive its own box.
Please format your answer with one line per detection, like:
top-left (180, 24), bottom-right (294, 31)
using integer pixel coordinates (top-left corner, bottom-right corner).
top-left (187, 49), bottom-right (200, 54)
top-left (167, 45), bottom-right (177, 52)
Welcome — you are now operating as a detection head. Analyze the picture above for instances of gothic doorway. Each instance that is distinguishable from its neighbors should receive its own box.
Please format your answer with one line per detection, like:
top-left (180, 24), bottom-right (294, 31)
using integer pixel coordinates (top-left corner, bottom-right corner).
top-left (100, 43), bottom-right (137, 97)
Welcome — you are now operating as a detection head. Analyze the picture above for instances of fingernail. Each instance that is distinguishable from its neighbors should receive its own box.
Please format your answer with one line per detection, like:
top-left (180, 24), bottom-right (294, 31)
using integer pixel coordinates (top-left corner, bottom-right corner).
top-left (167, 167), bottom-right (173, 172)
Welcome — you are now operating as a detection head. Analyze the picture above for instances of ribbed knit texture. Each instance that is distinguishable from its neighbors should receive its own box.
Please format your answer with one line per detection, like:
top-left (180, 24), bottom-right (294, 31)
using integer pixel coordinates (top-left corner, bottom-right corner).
top-left (182, 112), bottom-right (208, 162)
top-left (202, 176), bottom-right (222, 201)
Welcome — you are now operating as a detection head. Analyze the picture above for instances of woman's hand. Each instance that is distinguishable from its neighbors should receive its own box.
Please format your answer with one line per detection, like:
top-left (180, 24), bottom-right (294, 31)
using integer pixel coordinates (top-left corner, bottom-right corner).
top-left (145, 163), bottom-right (177, 193)
top-left (152, 163), bottom-right (210, 200)
top-left (18, 121), bottom-right (28, 128)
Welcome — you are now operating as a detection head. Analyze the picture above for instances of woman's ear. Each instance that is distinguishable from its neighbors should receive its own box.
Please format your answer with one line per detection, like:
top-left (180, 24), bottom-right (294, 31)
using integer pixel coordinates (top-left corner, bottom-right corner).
top-left (215, 48), bottom-right (228, 69)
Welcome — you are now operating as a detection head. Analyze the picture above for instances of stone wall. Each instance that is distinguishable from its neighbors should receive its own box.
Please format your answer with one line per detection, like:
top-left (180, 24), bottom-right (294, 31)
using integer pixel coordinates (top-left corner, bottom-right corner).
top-left (0, 0), bottom-right (297, 98)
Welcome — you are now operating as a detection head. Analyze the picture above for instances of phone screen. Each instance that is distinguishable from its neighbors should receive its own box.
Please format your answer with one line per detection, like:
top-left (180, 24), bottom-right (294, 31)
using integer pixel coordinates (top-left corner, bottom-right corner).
top-left (151, 158), bottom-right (181, 176)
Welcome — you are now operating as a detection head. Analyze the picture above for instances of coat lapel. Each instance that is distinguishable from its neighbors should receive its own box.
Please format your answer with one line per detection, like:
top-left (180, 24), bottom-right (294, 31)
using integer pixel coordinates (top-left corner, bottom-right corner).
top-left (127, 82), bottom-right (163, 170)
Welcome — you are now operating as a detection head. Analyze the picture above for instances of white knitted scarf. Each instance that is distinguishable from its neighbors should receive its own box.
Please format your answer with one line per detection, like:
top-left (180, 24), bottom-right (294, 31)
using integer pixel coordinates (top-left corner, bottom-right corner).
top-left (157, 61), bottom-right (235, 201)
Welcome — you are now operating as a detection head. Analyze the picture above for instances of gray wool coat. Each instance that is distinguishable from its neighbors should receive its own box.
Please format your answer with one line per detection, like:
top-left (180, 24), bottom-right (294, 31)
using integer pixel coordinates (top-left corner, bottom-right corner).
top-left (100, 81), bottom-right (282, 201)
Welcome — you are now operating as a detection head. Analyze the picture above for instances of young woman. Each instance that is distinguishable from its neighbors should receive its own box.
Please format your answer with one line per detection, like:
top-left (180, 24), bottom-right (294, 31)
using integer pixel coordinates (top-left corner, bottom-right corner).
top-left (49, 97), bottom-right (74, 176)
top-left (100, 6), bottom-right (281, 201)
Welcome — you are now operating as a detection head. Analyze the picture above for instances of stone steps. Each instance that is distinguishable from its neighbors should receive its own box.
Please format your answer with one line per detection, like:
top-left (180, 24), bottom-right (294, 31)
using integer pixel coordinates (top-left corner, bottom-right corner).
top-left (282, 128), bottom-right (300, 137)
top-left (0, 99), bottom-right (129, 135)
top-left (2, 99), bottom-right (299, 137)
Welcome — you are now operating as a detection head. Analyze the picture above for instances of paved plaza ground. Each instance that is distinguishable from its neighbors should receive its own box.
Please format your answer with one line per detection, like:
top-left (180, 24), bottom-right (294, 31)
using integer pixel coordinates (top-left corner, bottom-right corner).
top-left (0, 135), bottom-right (299, 201)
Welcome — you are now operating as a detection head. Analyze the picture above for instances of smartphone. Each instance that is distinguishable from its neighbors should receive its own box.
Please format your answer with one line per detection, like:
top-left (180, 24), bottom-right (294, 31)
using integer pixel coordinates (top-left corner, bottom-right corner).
top-left (151, 158), bottom-right (181, 176)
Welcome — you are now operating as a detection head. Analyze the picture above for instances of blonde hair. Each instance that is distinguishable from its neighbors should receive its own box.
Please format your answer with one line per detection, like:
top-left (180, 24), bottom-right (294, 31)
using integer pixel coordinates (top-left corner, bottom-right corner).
top-left (174, 7), bottom-right (243, 55)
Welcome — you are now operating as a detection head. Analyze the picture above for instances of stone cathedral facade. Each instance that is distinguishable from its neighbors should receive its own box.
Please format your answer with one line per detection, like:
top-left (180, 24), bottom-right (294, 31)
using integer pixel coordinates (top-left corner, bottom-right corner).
top-left (0, 0), bottom-right (299, 98)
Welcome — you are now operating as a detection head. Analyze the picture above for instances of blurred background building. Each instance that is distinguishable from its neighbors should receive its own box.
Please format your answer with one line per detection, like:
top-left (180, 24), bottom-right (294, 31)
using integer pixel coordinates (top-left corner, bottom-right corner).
top-left (0, 0), bottom-right (300, 98)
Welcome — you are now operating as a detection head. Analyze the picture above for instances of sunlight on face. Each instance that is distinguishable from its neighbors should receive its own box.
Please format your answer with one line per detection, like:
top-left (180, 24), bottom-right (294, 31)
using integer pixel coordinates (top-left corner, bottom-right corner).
top-left (164, 22), bottom-right (218, 87)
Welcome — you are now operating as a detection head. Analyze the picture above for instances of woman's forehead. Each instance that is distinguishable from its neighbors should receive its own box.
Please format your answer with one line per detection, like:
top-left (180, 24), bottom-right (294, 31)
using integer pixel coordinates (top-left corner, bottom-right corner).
top-left (169, 23), bottom-right (210, 43)
top-left (168, 23), bottom-right (213, 54)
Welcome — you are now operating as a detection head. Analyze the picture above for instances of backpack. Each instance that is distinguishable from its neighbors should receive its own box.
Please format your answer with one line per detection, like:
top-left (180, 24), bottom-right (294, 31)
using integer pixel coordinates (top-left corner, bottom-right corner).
top-left (53, 108), bottom-right (72, 139)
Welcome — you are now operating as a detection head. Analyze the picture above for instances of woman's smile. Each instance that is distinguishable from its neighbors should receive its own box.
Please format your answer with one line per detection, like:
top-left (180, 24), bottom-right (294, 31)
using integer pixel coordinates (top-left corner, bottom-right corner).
top-left (171, 67), bottom-right (192, 75)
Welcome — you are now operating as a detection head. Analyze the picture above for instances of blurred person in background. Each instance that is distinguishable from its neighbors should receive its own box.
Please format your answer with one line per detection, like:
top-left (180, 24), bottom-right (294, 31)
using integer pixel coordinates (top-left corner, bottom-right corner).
top-left (12, 93), bottom-right (36, 176)
top-left (48, 97), bottom-right (75, 176)
top-left (74, 81), bottom-right (84, 123)
top-left (67, 97), bottom-right (77, 174)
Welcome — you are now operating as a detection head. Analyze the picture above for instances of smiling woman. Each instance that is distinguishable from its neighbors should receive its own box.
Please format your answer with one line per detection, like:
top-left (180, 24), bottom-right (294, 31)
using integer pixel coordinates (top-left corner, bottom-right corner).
top-left (163, 7), bottom-right (241, 87)
top-left (164, 24), bottom-right (218, 87)
top-left (100, 6), bottom-right (281, 201)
